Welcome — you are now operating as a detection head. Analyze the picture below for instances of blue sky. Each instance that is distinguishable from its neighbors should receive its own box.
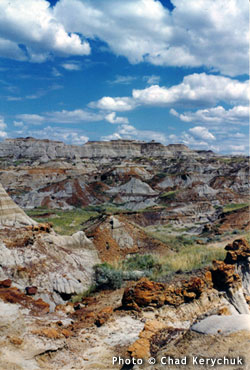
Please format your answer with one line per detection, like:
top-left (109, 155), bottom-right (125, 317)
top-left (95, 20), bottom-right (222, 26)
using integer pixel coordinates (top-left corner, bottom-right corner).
top-left (0, 0), bottom-right (248, 154)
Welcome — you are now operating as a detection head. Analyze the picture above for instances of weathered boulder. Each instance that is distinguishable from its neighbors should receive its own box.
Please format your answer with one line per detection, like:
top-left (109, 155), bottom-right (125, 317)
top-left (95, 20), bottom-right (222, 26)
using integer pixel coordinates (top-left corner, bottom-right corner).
top-left (191, 314), bottom-right (250, 335)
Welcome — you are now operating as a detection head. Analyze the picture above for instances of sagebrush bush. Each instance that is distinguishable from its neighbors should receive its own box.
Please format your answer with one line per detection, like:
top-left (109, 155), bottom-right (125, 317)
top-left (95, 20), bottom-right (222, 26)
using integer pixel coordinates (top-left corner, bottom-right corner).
top-left (94, 263), bottom-right (123, 290)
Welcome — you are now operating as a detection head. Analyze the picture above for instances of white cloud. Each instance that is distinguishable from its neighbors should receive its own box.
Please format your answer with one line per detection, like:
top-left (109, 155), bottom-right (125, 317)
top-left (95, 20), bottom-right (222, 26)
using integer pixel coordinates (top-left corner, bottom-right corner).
top-left (105, 112), bottom-right (129, 124)
top-left (189, 126), bottom-right (215, 141)
top-left (17, 109), bottom-right (103, 125)
top-left (0, 117), bottom-right (7, 130)
top-left (61, 62), bottom-right (81, 71)
top-left (90, 73), bottom-right (248, 112)
top-left (0, 131), bottom-right (7, 138)
top-left (54, 0), bottom-right (248, 76)
top-left (143, 75), bottom-right (161, 85)
top-left (0, 117), bottom-right (7, 139)
top-left (16, 114), bottom-right (45, 125)
top-left (132, 74), bottom-right (249, 107)
top-left (101, 124), bottom-right (167, 143)
top-left (13, 121), bottom-right (24, 127)
top-left (23, 126), bottom-right (89, 145)
top-left (234, 132), bottom-right (246, 138)
top-left (109, 75), bottom-right (137, 85)
top-left (45, 109), bottom-right (103, 123)
top-left (52, 67), bottom-right (62, 77)
top-left (7, 96), bottom-right (22, 101)
top-left (0, 37), bottom-right (27, 61)
top-left (171, 105), bottom-right (249, 125)
top-left (0, 0), bottom-right (90, 62)
top-left (89, 96), bottom-right (135, 112)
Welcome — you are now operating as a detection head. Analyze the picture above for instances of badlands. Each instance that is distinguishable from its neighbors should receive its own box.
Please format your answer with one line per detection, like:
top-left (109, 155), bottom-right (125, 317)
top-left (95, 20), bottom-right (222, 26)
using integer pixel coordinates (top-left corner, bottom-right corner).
top-left (0, 138), bottom-right (249, 369)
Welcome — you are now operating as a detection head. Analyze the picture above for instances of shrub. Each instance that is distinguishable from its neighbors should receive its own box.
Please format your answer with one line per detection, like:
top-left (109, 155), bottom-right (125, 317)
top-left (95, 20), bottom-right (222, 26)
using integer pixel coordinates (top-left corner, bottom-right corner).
top-left (122, 254), bottom-right (158, 271)
top-left (94, 263), bottom-right (123, 290)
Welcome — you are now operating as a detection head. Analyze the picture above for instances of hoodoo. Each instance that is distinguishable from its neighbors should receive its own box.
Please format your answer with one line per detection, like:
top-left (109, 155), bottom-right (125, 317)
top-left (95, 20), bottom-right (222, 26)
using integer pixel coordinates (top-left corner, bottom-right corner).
top-left (0, 183), bottom-right (36, 227)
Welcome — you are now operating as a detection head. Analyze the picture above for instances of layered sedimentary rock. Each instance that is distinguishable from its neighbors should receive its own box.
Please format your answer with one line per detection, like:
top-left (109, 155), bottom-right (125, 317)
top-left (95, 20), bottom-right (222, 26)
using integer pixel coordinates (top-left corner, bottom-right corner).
top-left (0, 227), bottom-right (100, 309)
top-left (0, 183), bottom-right (36, 227)
top-left (0, 137), bottom-right (196, 160)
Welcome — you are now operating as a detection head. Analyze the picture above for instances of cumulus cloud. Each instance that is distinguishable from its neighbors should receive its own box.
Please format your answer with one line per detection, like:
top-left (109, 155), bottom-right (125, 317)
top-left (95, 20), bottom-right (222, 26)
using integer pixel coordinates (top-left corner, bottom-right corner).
top-left (189, 126), bottom-right (215, 141)
top-left (105, 112), bottom-right (129, 124)
top-left (132, 74), bottom-right (249, 107)
top-left (0, 0), bottom-right (90, 62)
top-left (90, 73), bottom-right (248, 112)
top-left (54, 0), bottom-right (248, 76)
top-left (22, 126), bottom-right (89, 145)
top-left (89, 96), bottom-right (135, 112)
top-left (101, 124), bottom-right (167, 143)
top-left (170, 105), bottom-right (249, 125)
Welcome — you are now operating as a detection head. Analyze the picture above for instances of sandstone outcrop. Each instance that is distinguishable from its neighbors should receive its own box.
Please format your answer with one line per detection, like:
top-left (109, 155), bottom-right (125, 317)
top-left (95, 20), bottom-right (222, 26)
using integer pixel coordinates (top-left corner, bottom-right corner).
top-left (0, 183), bottom-right (36, 227)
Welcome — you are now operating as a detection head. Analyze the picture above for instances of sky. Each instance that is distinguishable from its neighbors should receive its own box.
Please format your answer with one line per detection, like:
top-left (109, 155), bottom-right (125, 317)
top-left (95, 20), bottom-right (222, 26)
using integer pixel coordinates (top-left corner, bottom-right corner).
top-left (0, 0), bottom-right (248, 154)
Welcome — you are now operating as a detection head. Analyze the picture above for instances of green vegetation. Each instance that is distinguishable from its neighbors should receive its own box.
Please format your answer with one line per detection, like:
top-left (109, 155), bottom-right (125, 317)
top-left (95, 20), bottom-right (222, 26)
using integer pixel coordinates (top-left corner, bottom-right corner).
top-left (27, 207), bottom-right (99, 235)
top-left (147, 230), bottom-right (197, 252)
top-left (71, 284), bottom-right (96, 303)
top-left (222, 203), bottom-right (248, 213)
top-left (94, 263), bottom-right (123, 290)
top-left (122, 254), bottom-right (157, 271)
top-left (155, 244), bottom-right (226, 278)
top-left (159, 190), bottom-right (177, 200)
top-left (218, 157), bottom-right (246, 164)
top-left (93, 242), bottom-right (227, 287)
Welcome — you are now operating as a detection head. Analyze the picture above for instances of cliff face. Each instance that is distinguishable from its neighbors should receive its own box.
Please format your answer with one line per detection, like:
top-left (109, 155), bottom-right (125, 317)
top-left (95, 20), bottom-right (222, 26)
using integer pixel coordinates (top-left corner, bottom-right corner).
top-left (0, 137), bottom-right (195, 161)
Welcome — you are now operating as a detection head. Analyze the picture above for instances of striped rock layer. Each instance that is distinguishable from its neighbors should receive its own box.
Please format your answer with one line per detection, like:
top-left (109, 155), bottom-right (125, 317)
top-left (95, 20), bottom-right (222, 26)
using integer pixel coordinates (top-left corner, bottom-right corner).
top-left (0, 183), bottom-right (36, 226)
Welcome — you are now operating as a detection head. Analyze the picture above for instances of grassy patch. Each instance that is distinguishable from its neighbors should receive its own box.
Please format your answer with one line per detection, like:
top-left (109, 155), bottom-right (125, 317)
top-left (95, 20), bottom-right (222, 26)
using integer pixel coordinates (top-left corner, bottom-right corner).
top-left (155, 244), bottom-right (226, 277)
top-left (122, 254), bottom-right (158, 271)
top-left (159, 190), bottom-right (177, 200)
top-left (147, 230), bottom-right (197, 252)
top-left (223, 203), bottom-right (248, 213)
top-left (27, 207), bottom-right (99, 235)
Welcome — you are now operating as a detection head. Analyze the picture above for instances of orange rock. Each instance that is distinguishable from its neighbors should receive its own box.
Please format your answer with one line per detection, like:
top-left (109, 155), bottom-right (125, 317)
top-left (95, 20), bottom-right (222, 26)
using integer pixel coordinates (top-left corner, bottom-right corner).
top-left (122, 278), bottom-right (166, 310)
top-left (211, 260), bottom-right (241, 291)
top-left (224, 238), bottom-right (250, 264)
top-left (0, 279), bottom-right (12, 288)
top-left (33, 298), bottom-right (50, 313)
top-left (122, 277), bottom-right (206, 310)
top-left (61, 328), bottom-right (74, 338)
top-left (32, 327), bottom-right (62, 339)
top-left (128, 337), bottom-right (150, 359)
top-left (128, 320), bottom-right (166, 359)
top-left (9, 336), bottom-right (23, 346)
top-left (94, 306), bottom-right (113, 327)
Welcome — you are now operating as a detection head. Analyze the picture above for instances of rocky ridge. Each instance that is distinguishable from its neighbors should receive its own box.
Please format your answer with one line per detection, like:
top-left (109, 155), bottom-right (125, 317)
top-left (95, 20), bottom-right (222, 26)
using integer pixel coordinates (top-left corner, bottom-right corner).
top-left (0, 137), bottom-right (196, 161)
